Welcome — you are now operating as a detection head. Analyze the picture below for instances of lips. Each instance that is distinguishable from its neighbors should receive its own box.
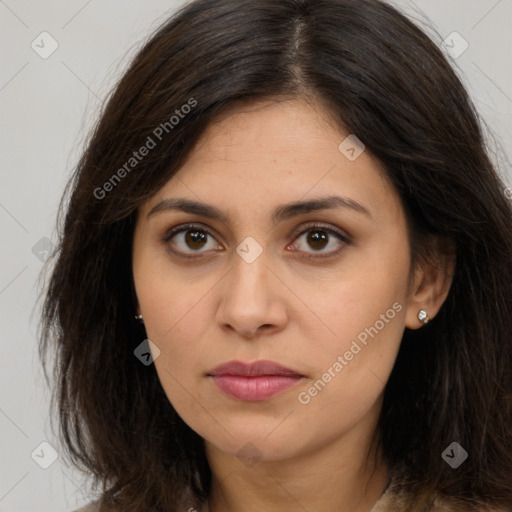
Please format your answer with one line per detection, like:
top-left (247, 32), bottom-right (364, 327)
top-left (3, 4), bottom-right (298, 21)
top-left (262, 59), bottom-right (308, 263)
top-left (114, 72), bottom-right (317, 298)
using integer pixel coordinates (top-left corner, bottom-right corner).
top-left (209, 360), bottom-right (304, 377)
top-left (207, 360), bottom-right (305, 401)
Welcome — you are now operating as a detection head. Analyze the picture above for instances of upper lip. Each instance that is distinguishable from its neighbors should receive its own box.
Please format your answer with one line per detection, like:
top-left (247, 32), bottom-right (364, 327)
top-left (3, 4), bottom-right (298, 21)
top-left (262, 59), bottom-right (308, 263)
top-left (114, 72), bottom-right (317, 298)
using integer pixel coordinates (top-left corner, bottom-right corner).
top-left (208, 360), bottom-right (305, 377)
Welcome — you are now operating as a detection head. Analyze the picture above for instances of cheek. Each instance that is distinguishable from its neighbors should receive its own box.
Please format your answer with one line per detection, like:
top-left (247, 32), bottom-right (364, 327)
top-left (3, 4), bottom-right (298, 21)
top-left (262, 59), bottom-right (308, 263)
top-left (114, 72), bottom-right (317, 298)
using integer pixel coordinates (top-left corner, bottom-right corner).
top-left (138, 276), bottom-right (213, 419)
top-left (292, 241), bottom-right (409, 409)
top-left (133, 240), bottom-right (212, 342)
top-left (299, 241), bottom-right (409, 354)
top-left (295, 289), bottom-right (406, 406)
top-left (292, 281), bottom-right (406, 448)
top-left (140, 279), bottom-right (212, 377)
top-left (132, 243), bottom-right (212, 385)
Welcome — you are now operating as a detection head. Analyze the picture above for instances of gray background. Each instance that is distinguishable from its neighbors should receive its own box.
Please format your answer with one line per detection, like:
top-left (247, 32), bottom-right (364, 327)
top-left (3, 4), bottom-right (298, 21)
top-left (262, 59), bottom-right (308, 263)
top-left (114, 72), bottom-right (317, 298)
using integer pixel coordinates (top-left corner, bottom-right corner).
top-left (1, 1), bottom-right (511, 510)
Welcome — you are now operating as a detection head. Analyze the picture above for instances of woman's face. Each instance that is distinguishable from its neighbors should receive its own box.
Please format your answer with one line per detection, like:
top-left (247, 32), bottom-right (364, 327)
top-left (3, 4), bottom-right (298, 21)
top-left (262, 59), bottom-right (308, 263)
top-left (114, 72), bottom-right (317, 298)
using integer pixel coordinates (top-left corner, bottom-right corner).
top-left (132, 97), bottom-right (413, 463)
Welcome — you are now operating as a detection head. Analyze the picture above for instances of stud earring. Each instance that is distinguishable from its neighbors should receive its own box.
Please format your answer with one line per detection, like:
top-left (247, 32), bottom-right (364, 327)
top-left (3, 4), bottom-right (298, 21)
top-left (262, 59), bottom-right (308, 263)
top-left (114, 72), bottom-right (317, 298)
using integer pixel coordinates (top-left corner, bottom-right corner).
top-left (135, 314), bottom-right (144, 323)
top-left (417, 309), bottom-right (430, 324)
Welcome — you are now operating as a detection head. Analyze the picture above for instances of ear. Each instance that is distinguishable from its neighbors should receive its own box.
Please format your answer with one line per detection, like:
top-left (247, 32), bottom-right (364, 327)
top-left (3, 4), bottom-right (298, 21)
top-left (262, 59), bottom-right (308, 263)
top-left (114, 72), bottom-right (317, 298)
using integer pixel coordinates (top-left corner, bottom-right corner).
top-left (405, 237), bottom-right (455, 329)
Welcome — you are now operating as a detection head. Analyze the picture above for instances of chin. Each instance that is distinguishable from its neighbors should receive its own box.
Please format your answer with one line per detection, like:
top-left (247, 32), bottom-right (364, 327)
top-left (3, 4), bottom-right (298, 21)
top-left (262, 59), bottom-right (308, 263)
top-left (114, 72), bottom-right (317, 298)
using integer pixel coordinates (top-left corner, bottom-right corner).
top-left (196, 418), bottom-right (316, 463)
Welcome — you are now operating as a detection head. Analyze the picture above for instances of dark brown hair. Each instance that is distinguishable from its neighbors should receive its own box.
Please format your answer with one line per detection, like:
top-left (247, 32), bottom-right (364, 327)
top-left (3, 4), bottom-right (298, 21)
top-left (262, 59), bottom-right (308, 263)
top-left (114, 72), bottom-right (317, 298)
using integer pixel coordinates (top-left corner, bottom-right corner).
top-left (39, 0), bottom-right (512, 510)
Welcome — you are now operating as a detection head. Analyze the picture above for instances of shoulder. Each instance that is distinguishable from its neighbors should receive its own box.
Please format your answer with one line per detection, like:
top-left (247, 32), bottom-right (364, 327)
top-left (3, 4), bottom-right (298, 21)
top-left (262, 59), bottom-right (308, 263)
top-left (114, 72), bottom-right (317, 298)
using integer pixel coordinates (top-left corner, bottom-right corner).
top-left (371, 484), bottom-right (509, 512)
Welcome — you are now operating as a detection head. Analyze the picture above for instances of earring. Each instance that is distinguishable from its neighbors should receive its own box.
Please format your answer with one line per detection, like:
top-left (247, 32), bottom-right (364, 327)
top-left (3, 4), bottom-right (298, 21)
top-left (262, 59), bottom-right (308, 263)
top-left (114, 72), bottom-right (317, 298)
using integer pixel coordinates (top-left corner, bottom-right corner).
top-left (417, 309), bottom-right (430, 324)
top-left (135, 314), bottom-right (144, 323)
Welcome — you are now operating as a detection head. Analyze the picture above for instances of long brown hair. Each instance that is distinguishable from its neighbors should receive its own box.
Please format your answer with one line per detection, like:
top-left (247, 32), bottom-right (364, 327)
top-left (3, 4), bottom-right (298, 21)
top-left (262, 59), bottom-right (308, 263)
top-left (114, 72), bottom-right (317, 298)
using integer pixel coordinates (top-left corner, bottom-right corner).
top-left (39, 0), bottom-right (512, 510)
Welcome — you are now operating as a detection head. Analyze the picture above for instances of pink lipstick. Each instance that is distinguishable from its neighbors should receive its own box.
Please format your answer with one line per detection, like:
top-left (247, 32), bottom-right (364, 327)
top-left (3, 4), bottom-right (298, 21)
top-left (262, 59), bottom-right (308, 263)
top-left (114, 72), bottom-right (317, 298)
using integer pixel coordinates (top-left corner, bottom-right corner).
top-left (208, 360), bottom-right (305, 401)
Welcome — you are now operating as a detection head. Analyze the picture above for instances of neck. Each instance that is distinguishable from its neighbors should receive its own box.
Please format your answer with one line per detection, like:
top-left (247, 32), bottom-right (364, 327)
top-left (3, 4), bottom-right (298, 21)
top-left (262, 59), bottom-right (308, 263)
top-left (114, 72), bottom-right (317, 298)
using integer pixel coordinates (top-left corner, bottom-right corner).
top-left (203, 412), bottom-right (388, 512)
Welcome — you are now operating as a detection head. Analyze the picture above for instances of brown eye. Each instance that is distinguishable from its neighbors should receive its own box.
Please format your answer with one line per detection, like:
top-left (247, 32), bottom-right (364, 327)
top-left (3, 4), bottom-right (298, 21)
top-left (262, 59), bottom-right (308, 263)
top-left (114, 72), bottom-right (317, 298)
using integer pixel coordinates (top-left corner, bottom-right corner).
top-left (184, 229), bottom-right (208, 250)
top-left (292, 224), bottom-right (350, 259)
top-left (305, 229), bottom-right (329, 251)
top-left (163, 224), bottom-right (222, 256)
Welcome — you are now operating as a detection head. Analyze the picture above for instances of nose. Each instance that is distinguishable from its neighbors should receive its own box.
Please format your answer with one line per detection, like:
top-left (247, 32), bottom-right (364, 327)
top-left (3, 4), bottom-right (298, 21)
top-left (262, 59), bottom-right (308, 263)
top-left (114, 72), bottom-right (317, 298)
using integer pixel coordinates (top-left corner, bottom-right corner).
top-left (216, 248), bottom-right (289, 339)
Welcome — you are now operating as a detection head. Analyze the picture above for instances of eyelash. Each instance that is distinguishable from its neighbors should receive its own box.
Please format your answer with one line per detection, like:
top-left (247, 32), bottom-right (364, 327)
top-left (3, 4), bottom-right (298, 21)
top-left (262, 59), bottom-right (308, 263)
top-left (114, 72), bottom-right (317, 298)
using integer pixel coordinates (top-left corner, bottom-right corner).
top-left (162, 222), bottom-right (351, 261)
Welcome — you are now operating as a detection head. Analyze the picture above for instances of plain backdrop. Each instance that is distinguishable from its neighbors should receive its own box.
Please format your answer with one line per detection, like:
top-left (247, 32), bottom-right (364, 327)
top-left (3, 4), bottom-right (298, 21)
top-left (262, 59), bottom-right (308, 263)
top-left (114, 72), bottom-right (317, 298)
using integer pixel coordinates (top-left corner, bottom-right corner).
top-left (1, 0), bottom-right (511, 510)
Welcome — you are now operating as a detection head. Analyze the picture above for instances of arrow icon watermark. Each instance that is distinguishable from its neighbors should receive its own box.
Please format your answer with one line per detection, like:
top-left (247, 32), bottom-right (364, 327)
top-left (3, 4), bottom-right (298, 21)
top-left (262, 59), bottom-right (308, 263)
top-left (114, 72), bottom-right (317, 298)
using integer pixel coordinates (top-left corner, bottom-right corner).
top-left (338, 134), bottom-right (365, 162)
top-left (134, 339), bottom-right (161, 365)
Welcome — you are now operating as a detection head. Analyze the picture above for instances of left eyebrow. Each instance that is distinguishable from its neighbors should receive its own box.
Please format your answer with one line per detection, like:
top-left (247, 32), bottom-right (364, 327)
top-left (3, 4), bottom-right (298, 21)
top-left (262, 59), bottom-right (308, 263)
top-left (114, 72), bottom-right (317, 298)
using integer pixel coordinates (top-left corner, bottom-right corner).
top-left (272, 195), bottom-right (372, 222)
top-left (147, 195), bottom-right (372, 223)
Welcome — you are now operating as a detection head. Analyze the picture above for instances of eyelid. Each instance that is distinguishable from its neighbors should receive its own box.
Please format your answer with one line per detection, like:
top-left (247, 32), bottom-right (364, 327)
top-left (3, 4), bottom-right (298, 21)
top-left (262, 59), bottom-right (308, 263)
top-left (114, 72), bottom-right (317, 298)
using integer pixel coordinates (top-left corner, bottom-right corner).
top-left (291, 221), bottom-right (351, 244)
top-left (162, 222), bottom-right (217, 243)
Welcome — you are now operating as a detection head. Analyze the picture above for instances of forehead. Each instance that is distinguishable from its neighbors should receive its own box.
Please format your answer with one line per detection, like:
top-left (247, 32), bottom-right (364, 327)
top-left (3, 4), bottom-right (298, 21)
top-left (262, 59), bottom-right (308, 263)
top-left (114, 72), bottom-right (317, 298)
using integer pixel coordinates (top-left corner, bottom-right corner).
top-left (141, 97), bottom-right (402, 224)
top-left (189, 97), bottom-right (347, 164)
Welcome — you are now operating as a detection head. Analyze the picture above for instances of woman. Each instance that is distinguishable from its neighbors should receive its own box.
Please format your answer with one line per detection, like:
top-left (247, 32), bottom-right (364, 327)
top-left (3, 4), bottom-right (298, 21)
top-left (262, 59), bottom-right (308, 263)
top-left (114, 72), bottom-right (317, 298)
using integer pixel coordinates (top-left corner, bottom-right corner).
top-left (39, 0), bottom-right (512, 511)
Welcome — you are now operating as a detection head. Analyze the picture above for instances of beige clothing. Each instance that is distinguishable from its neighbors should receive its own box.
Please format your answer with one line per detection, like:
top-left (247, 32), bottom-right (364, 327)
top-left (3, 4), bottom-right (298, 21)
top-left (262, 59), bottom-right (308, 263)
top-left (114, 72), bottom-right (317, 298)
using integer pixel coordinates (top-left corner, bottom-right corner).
top-left (71, 485), bottom-right (505, 512)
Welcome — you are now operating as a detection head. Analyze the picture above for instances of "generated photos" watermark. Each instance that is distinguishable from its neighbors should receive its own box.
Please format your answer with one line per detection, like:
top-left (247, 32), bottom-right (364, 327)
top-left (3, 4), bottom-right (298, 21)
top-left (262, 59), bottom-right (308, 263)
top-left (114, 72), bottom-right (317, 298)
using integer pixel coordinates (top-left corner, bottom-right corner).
top-left (94, 97), bottom-right (197, 200)
top-left (298, 301), bottom-right (403, 405)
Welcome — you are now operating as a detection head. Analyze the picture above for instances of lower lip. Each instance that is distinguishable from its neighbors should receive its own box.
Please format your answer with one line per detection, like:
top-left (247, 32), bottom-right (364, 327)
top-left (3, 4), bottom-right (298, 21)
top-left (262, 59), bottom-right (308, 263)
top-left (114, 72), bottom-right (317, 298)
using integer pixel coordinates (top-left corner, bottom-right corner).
top-left (210, 375), bottom-right (303, 401)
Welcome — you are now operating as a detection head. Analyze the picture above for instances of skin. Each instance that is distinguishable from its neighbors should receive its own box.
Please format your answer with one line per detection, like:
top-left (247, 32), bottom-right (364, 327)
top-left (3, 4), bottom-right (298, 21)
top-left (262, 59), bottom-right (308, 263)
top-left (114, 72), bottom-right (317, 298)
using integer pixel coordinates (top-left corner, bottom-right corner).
top-left (132, 97), bottom-right (453, 512)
